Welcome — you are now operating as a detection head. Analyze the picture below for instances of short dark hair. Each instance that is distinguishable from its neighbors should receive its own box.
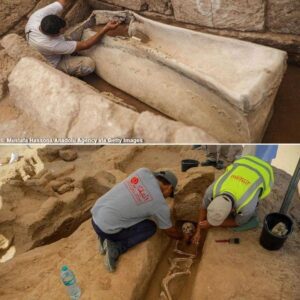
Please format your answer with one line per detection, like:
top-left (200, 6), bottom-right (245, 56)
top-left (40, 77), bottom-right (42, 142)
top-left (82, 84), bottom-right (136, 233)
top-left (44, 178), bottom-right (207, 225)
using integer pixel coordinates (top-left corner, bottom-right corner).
top-left (41, 15), bottom-right (66, 35)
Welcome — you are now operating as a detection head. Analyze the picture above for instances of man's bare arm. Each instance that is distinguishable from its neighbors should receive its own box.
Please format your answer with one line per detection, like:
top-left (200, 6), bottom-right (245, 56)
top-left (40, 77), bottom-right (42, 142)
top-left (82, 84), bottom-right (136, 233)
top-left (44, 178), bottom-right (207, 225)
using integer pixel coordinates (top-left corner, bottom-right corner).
top-left (58, 0), bottom-right (72, 7)
top-left (220, 217), bottom-right (237, 227)
top-left (199, 216), bottom-right (237, 228)
top-left (163, 226), bottom-right (183, 240)
top-left (192, 207), bottom-right (207, 244)
top-left (196, 207), bottom-right (207, 229)
top-left (75, 21), bottom-right (119, 52)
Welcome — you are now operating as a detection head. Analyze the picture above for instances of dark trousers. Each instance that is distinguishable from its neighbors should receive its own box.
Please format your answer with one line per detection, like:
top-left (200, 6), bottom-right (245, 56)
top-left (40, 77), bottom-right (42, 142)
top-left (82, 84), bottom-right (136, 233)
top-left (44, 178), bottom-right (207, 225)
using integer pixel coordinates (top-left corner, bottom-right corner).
top-left (91, 219), bottom-right (157, 254)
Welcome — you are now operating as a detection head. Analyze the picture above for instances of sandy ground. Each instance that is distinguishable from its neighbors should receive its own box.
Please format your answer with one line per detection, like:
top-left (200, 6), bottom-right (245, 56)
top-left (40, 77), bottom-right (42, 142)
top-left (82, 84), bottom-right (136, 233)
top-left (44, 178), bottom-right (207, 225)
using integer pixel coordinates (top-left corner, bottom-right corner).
top-left (190, 227), bottom-right (300, 300)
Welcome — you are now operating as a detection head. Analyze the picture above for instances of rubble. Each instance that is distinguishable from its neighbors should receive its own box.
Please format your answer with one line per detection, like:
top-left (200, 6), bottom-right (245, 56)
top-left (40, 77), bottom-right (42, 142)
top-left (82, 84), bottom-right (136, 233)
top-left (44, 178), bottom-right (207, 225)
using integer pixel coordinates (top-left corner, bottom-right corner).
top-left (58, 149), bottom-right (78, 162)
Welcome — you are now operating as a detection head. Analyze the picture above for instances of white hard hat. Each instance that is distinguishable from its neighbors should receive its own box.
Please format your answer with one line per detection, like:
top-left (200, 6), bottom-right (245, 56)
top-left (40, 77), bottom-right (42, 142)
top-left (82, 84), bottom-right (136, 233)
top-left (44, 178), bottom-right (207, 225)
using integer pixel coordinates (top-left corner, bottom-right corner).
top-left (207, 195), bottom-right (232, 226)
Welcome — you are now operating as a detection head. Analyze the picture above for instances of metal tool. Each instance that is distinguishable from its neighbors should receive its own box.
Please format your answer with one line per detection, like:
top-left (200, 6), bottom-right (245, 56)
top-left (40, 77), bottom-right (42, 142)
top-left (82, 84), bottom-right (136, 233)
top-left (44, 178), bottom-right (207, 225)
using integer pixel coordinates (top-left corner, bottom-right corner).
top-left (215, 238), bottom-right (240, 244)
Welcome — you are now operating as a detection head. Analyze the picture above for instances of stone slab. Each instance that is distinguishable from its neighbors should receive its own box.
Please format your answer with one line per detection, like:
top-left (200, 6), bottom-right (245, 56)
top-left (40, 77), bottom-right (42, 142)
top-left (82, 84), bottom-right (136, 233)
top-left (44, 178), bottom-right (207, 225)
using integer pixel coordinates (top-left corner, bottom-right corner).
top-left (83, 11), bottom-right (287, 142)
top-left (100, 0), bottom-right (145, 10)
top-left (134, 111), bottom-right (217, 143)
top-left (64, 0), bottom-right (92, 27)
top-left (0, 0), bottom-right (37, 36)
top-left (147, 0), bottom-right (172, 15)
top-left (171, 0), bottom-right (265, 31)
top-left (267, 0), bottom-right (300, 35)
top-left (1, 33), bottom-right (46, 62)
top-left (8, 57), bottom-right (138, 138)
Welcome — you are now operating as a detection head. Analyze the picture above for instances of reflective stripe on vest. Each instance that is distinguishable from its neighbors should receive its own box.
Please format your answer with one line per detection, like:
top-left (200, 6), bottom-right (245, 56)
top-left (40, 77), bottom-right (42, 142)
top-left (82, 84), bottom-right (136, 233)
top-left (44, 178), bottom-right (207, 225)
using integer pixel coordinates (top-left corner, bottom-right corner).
top-left (242, 156), bottom-right (274, 186)
top-left (212, 155), bottom-right (273, 212)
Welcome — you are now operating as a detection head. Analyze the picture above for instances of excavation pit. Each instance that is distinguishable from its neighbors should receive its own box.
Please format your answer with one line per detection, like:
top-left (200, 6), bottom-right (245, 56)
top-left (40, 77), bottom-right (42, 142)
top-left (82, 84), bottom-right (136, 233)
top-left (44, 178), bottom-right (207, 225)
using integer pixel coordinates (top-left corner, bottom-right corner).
top-left (145, 228), bottom-right (207, 300)
top-left (0, 146), bottom-right (299, 299)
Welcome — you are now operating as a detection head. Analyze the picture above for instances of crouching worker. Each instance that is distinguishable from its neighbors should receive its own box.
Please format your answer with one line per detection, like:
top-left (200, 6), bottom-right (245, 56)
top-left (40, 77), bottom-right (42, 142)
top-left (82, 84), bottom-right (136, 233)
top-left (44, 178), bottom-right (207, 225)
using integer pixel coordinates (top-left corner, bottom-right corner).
top-left (25, 0), bottom-right (120, 77)
top-left (192, 155), bottom-right (274, 245)
top-left (91, 168), bottom-right (183, 272)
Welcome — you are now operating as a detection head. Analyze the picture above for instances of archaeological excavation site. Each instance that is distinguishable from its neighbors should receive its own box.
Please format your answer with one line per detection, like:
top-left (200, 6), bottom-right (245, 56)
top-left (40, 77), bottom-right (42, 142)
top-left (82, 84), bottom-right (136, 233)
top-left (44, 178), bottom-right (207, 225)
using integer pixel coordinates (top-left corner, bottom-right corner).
top-left (0, 0), bottom-right (300, 143)
top-left (0, 145), bottom-right (299, 299)
top-left (0, 1), bottom-right (300, 299)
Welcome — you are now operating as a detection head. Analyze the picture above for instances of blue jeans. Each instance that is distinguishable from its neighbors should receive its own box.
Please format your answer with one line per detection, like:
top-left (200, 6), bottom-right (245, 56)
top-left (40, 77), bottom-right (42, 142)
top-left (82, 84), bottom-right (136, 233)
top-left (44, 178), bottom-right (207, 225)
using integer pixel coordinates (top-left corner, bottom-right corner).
top-left (91, 219), bottom-right (157, 254)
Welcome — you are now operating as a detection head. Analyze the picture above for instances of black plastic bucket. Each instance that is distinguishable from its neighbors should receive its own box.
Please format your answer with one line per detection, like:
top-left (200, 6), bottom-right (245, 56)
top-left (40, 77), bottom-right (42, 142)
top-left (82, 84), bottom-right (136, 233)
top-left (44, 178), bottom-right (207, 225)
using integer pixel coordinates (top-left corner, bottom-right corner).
top-left (181, 159), bottom-right (199, 172)
top-left (259, 213), bottom-right (293, 251)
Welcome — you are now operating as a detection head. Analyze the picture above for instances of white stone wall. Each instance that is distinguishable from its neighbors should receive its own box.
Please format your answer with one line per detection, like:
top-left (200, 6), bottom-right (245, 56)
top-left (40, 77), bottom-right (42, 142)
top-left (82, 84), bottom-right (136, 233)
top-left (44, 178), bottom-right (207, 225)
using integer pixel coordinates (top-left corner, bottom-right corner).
top-left (88, 0), bottom-right (300, 35)
top-left (87, 0), bottom-right (300, 64)
top-left (1, 0), bottom-right (299, 62)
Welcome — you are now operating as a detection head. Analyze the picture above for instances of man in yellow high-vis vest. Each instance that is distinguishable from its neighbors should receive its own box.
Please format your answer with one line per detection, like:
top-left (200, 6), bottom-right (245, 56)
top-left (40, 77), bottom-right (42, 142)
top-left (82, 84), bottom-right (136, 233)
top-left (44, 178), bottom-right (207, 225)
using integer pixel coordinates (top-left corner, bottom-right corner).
top-left (192, 155), bottom-right (274, 245)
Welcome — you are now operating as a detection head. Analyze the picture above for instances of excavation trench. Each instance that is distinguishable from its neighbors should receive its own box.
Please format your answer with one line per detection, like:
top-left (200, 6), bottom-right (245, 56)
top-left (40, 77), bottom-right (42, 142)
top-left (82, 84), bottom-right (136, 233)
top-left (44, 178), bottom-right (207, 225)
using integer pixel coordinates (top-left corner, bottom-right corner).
top-left (84, 73), bottom-right (170, 117)
top-left (144, 221), bottom-right (207, 300)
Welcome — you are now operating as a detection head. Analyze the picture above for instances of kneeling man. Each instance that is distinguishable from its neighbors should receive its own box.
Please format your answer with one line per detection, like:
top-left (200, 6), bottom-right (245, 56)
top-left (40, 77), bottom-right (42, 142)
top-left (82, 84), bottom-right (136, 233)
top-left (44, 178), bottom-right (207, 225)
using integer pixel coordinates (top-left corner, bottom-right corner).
top-left (193, 155), bottom-right (274, 244)
top-left (25, 0), bottom-right (119, 77)
top-left (91, 168), bottom-right (183, 272)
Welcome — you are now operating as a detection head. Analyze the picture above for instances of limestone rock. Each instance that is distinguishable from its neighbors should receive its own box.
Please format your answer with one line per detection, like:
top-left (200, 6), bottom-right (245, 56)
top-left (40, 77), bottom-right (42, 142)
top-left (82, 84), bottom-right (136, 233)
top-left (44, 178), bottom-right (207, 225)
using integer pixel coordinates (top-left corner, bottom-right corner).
top-left (0, 50), bottom-right (16, 100)
top-left (190, 26), bottom-right (300, 60)
top-left (0, 233), bottom-right (14, 251)
top-left (0, 147), bottom-right (125, 257)
top-left (50, 178), bottom-right (74, 192)
top-left (147, 0), bottom-right (173, 15)
top-left (88, 0), bottom-right (123, 10)
top-left (59, 149), bottom-right (78, 162)
top-left (267, 0), bottom-right (300, 35)
top-left (37, 148), bottom-right (60, 162)
top-left (68, 92), bottom-right (138, 139)
top-left (134, 111), bottom-right (217, 143)
top-left (8, 57), bottom-right (138, 139)
top-left (83, 12), bottom-right (287, 142)
top-left (99, 0), bottom-right (145, 10)
top-left (56, 183), bottom-right (75, 194)
top-left (174, 126), bottom-right (218, 143)
top-left (171, 0), bottom-right (265, 31)
top-left (0, 232), bottom-right (14, 258)
top-left (172, 0), bottom-right (212, 27)
top-left (0, 33), bottom-right (46, 62)
top-left (65, 0), bottom-right (92, 27)
top-left (212, 0), bottom-right (265, 32)
top-left (0, 0), bottom-right (37, 36)
top-left (30, 0), bottom-right (55, 14)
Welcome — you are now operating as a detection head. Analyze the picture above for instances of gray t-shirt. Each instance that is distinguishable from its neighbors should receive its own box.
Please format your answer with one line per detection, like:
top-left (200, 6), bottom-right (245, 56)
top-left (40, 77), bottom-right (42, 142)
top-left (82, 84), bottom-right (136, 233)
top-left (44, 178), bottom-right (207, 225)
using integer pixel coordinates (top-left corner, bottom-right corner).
top-left (202, 183), bottom-right (260, 225)
top-left (91, 168), bottom-right (172, 234)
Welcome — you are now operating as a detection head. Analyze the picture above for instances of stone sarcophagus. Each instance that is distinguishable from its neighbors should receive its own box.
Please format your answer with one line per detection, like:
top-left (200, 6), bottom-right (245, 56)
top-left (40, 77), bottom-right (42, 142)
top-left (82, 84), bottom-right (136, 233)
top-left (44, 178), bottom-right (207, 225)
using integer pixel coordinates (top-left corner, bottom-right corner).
top-left (79, 10), bottom-right (287, 142)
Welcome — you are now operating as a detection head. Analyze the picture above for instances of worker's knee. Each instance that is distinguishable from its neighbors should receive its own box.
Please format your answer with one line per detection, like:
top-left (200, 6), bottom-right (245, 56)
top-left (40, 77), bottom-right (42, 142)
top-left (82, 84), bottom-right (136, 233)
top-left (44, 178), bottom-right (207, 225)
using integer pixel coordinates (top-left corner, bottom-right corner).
top-left (144, 220), bottom-right (157, 235)
top-left (84, 57), bottom-right (96, 71)
top-left (80, 57), bottom-right (95, 76)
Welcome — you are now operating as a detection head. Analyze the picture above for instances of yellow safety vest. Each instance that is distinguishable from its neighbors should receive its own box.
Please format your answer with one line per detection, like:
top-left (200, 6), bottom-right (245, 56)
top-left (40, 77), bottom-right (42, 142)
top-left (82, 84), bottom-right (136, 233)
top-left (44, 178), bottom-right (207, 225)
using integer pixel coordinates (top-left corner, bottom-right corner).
top-left (212, 155), bottom-right (274, 213)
